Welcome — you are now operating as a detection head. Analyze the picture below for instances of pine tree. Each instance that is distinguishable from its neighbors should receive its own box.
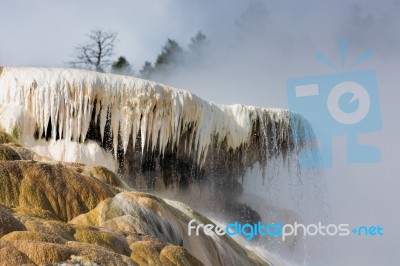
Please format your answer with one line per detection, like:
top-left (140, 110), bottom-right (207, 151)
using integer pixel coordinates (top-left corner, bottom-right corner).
top-left (154, 39), bottom-right (183, 69)
top-left (189, 31), bottom-right (207, 54)
top-left (112, 56), bottom-right (133, 75)
top-left (139, 61), bottom-right (155, 79)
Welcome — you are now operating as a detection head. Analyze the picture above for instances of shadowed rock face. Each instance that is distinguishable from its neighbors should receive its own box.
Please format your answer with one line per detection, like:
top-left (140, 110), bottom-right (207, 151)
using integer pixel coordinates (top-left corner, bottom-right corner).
top-left (0, 130), bottom-right (269, 266)
top-left (0, 206), bottom-right (26, 237)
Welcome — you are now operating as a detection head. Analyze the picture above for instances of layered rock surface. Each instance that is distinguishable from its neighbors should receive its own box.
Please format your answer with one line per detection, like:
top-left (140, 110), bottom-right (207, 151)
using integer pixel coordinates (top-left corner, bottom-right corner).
top-left (0, 130), bottom-right (269, 266)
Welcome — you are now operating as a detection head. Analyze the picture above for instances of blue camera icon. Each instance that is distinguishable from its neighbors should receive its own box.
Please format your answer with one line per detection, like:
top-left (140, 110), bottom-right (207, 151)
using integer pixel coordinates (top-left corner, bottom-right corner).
top-left (287, 70), bottom-right (382, 168)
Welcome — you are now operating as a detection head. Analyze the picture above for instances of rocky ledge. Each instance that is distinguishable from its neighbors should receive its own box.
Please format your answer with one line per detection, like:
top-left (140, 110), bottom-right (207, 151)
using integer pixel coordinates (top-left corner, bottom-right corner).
top-left (0, 130), bottom-right (269, 266)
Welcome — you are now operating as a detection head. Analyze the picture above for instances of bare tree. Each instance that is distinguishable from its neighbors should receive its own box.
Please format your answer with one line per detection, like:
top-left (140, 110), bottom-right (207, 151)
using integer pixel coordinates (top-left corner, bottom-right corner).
top-left (70, 30), bottom-right (117, 72)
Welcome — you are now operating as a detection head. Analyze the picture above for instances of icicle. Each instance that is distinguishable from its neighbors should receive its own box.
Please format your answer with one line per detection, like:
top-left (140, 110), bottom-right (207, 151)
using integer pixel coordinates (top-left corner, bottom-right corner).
top-left (99, 104), bottom-right (108, 143)
top-left (110, 106), bottom-right (121, 157)
top-left (58, 96), bottom-right (65, 139)
top-left (140, 114), bottom-right (148, 153)
top-left (95, 100), bottom-right (101, 125)
top-left (0, 67), bottom-right (311, 170)
top-left (120, 106), bottom-right (133, 154)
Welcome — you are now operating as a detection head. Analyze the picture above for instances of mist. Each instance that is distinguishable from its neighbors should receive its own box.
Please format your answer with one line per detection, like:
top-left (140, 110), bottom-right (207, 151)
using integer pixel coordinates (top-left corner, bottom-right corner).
top-left (1, 0), bottom-right (399, 265)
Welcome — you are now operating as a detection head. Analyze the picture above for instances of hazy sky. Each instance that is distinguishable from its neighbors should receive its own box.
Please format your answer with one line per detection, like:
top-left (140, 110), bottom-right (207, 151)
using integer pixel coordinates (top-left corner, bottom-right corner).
top-left (1, 1), bottom-right (399, 265)
top-left (0, 0), bottom-right (399, 106)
